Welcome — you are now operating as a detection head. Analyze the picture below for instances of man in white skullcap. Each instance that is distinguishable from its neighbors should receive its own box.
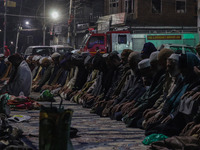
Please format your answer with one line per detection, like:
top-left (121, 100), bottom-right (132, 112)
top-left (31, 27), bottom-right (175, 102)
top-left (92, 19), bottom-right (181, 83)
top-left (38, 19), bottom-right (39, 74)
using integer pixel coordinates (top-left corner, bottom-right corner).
top-left (138, 58), bottom-right (152, 88)
top-left (106, 51), bottom-right (146, 119)
top-left (167, 54), bottom-right (180, 76)
top-left (32, 57), bottom-right (53, 92)
top-left (138, 59), bottom-right (150, 70)
top-left (142, 53), bottom-right (183, 129)
top-left (41, 52), bottom-right (62, 91)
top-left (32, 56), bottom-right (44, 86)
top-left (122, 49), bottom-right (175, 128)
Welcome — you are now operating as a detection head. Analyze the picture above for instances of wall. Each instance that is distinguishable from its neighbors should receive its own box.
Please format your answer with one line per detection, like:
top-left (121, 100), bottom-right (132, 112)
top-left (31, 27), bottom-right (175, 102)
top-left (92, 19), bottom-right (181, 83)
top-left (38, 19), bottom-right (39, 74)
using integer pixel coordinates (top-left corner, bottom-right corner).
top-left (104, 0), bottom-right (197, 27)
top-left (135, 0), bottom-right (197, 26)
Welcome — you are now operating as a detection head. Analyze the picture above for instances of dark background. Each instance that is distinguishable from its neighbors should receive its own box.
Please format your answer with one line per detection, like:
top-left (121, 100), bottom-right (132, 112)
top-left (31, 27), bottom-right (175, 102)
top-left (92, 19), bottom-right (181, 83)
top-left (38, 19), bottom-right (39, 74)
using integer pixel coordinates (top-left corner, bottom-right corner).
top-left (0, 0), bottom-right (68, 53)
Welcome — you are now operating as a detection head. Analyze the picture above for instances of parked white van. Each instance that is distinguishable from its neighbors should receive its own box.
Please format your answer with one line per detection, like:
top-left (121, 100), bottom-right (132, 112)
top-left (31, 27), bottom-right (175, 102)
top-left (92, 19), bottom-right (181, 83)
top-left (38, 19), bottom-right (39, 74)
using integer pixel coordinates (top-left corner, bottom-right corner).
top-left (51, 45), bottom-right (74, 54)
top-left (24, 46), bottom-right (54, 57)
top-left (24, 45), bottom-right (74, 57)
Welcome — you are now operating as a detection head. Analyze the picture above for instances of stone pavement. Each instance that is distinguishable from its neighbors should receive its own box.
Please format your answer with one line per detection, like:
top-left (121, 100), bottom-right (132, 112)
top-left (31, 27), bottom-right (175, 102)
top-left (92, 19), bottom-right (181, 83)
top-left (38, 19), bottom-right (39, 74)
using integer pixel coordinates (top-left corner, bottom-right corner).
top-left (9, 93), bottom-right (148, 150)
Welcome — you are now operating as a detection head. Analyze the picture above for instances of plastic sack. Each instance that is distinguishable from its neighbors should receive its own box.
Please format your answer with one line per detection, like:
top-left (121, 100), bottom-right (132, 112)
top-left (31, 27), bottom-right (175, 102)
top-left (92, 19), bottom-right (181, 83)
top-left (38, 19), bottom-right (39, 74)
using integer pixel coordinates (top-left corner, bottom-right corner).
top-left (142, 133), bottom-right (169, 145)
top-left (39, 95), bottom-right (74, 150)
top-left (38, 90), bottom-right (55, 102)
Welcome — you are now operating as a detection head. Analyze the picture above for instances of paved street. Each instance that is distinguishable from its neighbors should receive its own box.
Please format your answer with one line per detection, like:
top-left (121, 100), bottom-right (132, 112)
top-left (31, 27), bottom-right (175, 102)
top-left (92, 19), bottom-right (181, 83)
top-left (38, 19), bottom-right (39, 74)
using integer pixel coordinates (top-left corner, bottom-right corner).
top-left (9, 93), bottom-right (148, 150)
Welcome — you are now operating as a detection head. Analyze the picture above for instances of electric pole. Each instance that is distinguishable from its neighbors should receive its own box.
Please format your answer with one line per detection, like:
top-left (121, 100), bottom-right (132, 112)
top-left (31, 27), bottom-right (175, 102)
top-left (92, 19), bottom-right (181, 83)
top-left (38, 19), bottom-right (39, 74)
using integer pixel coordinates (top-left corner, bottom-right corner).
top-left (15, 26), bottom-right (22, 53)
top-left (67, 0), bottom-right (73, 45)
top-left (43, 0), bottom-right (46, 45)
top-left (4, 0), bottom-right (7, 49)
top-left (15, 0), bottom-right (23, 53)
top-left (73, 6), bottom-right (76, 49)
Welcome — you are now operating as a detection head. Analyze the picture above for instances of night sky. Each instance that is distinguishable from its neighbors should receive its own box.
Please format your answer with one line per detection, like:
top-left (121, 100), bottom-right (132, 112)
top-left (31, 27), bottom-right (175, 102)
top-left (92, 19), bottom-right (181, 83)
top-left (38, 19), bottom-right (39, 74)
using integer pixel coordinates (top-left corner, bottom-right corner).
top-left (0, 0), bottom-right (69, 52)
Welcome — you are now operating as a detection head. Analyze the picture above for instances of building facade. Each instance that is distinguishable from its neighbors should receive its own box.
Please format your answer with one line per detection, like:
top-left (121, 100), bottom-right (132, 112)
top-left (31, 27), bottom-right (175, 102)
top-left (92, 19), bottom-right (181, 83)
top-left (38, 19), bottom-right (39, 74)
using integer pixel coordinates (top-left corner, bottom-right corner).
top-left (52, 0), bottom-right (198, 48)
top-left (103, 0), bottom-right (197, 27)
top-left (73, 0), bottom-right (104, 48)
top-left (52, 0), bottom-right (104, 48)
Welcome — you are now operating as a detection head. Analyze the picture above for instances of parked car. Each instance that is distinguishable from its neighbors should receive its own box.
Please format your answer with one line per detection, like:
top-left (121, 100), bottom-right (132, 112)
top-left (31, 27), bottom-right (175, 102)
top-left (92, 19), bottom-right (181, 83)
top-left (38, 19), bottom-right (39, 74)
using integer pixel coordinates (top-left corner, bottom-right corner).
top-left (158, 44), bottom-right (197, 54)
top-left (24, 46), bottom-right (54, 57)
top-left (51, 45), bottom-right (74, 54)
top-left (24, 45), bottom-right (74, 57)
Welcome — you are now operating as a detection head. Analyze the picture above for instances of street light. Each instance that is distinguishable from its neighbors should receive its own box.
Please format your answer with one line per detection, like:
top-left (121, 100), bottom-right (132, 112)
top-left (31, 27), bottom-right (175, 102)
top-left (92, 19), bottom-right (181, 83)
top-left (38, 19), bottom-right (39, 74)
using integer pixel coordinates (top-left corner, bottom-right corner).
top-left (50, 11), bottom-right (60, 45)
top-left (51, 11), bottom-right (59, 20)
top-left (25, 21), bottom-right (30, 25)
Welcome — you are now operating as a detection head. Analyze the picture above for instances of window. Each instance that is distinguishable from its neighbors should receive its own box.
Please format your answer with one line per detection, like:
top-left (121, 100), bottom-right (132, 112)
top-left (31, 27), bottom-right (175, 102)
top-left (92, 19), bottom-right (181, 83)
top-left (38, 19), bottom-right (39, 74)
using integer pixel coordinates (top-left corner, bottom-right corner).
top-left (32, 47), bottom-right (53, 56)
top-left (184, 47), bottom-right (196, 53)
top-left (170, 46), bottom-right (183, 54)
top-left (88, 36), bottom-right (104, 48)
top-left (152, 0), bottom-right (162, 14)
top-left (170, 46), bottom-right (196, 54)
top-left (118, 35), bottom-right (127, 44)
top-left (125, 0), bottom-right (135, 13)
top-left (170, 46), bottom-right (183, 51)
top-left (176, 0), bottom-right (186, 13)
top-left (57, 48), bottom-right (74, 54)
top-left (109, 0), bottom-right (119, 14)
top-left (81, 33), bottom-right (90, 48)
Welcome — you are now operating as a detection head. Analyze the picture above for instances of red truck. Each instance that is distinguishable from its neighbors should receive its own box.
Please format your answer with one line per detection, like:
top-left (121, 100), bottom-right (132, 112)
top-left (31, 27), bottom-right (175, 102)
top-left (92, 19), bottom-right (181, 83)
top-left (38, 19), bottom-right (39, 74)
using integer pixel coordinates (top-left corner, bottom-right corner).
top-left (80, 30), bottom-right (132, 55)
top-left (80, 30), bottom-right (199, 55)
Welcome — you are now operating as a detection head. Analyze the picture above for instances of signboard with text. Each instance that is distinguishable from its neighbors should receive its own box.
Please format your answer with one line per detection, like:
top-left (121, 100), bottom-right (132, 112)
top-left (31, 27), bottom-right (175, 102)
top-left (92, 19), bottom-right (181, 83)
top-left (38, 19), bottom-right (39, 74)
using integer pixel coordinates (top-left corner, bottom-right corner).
top-left (147, 35), bottom-right (182, 40)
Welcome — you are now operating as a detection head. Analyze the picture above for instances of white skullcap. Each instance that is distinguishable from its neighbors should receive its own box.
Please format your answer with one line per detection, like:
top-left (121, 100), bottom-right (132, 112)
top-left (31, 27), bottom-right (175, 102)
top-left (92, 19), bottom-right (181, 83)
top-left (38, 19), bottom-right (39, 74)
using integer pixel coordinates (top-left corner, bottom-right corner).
top-left (39, 57), bottom-right (45, 64)
top-left (33, 55), bottom-right (42, 61)
top-left (168, 54), bottom-right (179, 61)
top-left (149, 51), bottom-right (159, 63)
top-left (72, 50), bottom-right (80, 54)
top-left (0, 54), bottom-right (4, 58)
top-left (32, 56), bottom-right (37, 61)
top-left (102, 53), bottom-right (109, 58)
top-left (48, 56), bottom-right (53, 61)
top-left (51, 52), bottom-right (60, 58)
top-left (26, 56), bottom-right (30, 60)
top-left (138, 59), bottom-right (150, 69)
top-left (4, 58), bottom-right (8, 62)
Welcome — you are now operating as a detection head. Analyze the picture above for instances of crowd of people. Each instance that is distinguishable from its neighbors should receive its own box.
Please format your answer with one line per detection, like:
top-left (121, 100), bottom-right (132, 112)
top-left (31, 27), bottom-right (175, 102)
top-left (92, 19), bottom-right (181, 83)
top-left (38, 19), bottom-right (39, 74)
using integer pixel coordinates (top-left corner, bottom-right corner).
top-left (0, 42), bottom-right (200, 149)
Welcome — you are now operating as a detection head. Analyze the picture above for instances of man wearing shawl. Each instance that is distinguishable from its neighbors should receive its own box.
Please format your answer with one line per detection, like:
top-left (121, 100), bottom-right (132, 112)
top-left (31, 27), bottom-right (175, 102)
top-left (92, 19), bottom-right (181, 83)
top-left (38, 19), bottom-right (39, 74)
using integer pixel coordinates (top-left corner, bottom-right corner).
top-left (0, 54), bottom-right (32, 96)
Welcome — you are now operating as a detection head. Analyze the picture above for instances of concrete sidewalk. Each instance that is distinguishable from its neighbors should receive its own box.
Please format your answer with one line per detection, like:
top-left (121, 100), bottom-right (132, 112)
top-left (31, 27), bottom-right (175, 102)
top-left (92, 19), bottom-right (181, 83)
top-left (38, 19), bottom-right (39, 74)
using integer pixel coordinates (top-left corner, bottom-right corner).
top-left (9, 94), bottom-right (148, 150)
